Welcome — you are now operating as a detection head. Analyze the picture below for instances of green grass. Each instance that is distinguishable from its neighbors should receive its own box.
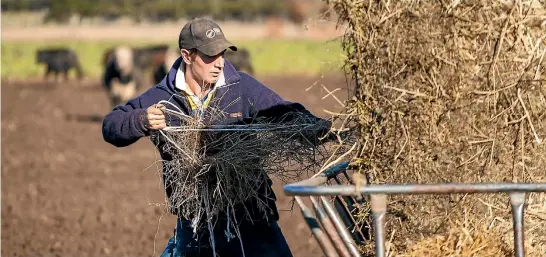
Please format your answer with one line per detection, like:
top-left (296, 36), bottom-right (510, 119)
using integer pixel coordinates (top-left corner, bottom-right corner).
top-left (1, 39), bottom-right (344, 80)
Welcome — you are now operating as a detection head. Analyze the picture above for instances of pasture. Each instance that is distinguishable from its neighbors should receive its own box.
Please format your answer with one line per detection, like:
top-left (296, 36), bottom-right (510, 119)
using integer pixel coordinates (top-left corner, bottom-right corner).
top-left (1, 39), bottom-right (343, 80)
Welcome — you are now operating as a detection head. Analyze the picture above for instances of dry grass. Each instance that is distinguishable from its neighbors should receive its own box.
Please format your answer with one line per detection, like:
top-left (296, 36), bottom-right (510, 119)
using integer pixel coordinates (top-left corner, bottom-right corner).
top-left (154, 101), bottom-right (353, 253)
top-left (397, 195), bottom-right (546, 257)
top-left (326, 0), bottom-right (546, 256)
top-left (399, 220), bottom-right (511, 257)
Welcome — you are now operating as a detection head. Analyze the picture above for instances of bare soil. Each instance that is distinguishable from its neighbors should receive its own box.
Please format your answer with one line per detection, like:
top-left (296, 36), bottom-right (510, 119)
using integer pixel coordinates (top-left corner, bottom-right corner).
top-left (1, 73), bottom-right (348, 257)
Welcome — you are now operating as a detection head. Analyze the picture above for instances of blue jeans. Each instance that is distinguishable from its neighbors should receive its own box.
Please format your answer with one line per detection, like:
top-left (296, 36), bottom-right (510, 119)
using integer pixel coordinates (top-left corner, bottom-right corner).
top-left (160, 218), bottom-right (293, 257)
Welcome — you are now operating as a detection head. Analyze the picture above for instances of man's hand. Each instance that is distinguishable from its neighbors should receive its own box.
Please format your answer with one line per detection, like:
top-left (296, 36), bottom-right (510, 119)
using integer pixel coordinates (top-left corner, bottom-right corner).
top-left (143, 104), bottom-right (166, 130)
top-left (299, 119), bottom-right (332, 146)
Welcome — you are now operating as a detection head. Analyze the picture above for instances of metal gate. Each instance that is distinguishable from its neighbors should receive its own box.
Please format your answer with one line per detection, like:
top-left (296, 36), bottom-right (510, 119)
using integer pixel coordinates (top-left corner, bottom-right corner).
top-left (284, 161), bottom-right (546, 257)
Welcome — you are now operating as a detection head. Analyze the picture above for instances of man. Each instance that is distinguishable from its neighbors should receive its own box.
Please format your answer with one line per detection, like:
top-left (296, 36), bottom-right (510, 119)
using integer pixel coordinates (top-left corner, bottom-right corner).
top-left (102, 18), bottom-right (330, 257)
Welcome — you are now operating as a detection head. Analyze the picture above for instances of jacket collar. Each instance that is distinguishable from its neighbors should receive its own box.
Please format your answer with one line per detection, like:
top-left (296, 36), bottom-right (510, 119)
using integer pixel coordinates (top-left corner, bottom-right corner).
top-left (174, 61), bottom-right (225, 96)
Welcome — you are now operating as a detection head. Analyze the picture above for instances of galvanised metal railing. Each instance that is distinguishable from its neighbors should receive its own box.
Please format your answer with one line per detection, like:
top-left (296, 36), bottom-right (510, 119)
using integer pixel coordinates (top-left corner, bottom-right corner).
top-left (284, 161), bottom-right (546, 257)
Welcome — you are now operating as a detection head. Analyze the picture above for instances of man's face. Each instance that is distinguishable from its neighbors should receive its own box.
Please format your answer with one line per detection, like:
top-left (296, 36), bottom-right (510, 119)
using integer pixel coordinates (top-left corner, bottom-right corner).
top-left (185, 50), bottom-right (225, 85)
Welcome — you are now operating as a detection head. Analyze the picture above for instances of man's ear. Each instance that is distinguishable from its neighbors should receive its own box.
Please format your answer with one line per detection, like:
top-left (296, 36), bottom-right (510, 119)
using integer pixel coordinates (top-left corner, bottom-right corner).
top-left (180, 49), bottom-right (192, 65)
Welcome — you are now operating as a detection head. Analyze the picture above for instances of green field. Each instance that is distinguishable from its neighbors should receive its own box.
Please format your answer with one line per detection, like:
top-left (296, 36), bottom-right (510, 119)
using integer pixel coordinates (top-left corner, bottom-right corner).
top-left (1, 39), bottom-right (344, 79)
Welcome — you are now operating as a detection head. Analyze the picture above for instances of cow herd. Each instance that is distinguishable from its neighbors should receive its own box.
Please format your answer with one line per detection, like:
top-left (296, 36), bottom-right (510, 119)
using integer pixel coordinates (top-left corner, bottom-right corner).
top-left (35, 44), bottom-right (255, 108)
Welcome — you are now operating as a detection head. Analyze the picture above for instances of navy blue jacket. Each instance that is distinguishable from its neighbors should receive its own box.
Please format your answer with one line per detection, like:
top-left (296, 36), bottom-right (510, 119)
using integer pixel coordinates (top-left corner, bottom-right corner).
top-left (102, 58), bottom-right (329, 225)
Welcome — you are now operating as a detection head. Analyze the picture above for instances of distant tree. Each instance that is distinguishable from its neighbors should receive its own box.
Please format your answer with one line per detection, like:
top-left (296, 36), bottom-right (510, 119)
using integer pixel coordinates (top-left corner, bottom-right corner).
top-left (5, 0), bottom-right (317, 24)
top-left (141, 0), bottom-right (178, 22)
top-left (182, 0), bottom-right (213, 20)
top-left (2, 0), bottom-right (51, 11)
top-left (258, 1), bottom-right (285, 17)
top-left (44, 0), bottom-right (78, 22)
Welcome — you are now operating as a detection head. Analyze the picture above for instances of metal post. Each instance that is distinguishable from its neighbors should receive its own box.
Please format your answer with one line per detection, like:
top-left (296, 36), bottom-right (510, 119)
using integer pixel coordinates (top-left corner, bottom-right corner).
top-left (370, 194), bottom-right (387, 257)
top-left (320, 196), bottom-right (362, 257)
top-left (285, 183), bottom-right (546, 196)
top-left (509, 192), bottom-right (526, 257)
top-left (295, 196), bottom-right (339, 257)
top-left (311, 197), bottom-right (352, 257)
top-left (333, 195), bottom-right (367, 243)
top-left (284, 161), bottom-right (546, 257)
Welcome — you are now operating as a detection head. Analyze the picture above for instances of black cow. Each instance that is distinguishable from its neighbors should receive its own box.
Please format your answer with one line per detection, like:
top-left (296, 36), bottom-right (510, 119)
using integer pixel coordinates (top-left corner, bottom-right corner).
top-left (103, 45), bottom-right (170, 70)
top-left (134, 44), bottom-right (170, 70)
top-left (104, 45), bottom-right (172, 86)
top-left (152, 47), bottom-right (179, 84)
top-left (103, 44), bottom-right (170, 89)
top-left (36, 48), bottom-right (84, 81)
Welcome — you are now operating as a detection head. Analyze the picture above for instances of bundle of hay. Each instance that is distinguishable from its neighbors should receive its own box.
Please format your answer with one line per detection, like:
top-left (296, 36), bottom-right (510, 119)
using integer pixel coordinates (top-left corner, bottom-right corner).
top-left (326, 0), bottom-right (546, 255)
top-left (155, 104), bottom-right (351, 250)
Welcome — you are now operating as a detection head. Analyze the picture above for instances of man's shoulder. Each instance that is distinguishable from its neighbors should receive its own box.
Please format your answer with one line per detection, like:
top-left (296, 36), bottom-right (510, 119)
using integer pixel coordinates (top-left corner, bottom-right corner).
top-left (141, 84), bottom-right (171, 97)
top-left (232, 72), bottom-right (270, 92)
top-left (227, 71), bottom-right (285, 104)
top-left (236, 71), bottom-right (259, 84)
top-left (133, 84), bottom-right (172, 107)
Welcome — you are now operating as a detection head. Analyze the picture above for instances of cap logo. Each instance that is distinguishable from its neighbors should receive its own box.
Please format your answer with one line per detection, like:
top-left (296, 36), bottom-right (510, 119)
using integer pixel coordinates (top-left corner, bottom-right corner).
top-left (206, 28), bottom-right (222, 39)
top-left (206, 29), bottom-right (216, 38)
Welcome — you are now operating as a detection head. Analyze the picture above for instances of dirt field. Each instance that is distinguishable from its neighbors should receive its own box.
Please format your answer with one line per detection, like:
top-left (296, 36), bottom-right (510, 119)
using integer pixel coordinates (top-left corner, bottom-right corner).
top-left (1, 73), bottom-right (349, 257)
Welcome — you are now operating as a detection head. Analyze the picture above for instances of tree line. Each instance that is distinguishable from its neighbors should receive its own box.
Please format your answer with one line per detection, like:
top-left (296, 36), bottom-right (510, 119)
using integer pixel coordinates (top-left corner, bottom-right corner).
top-left (2, 0), bottom-right (310, 24)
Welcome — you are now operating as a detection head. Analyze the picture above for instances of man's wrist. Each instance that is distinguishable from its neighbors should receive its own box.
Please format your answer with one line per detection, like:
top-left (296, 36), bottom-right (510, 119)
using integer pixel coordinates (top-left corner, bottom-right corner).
top-left (139, 109), bottom-right (149, 132)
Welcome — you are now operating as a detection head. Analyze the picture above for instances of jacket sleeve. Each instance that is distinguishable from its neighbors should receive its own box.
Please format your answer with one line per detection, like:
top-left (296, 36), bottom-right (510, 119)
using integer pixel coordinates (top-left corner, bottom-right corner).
top-left (102, 96), bottom-right (149, 147)
top-left (246, 76), bottom-right (332, 145)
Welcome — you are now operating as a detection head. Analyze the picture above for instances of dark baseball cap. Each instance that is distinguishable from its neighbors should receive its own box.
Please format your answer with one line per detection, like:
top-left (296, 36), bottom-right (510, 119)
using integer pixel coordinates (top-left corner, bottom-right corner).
top-left (178, 18), bottom-right (237, 56)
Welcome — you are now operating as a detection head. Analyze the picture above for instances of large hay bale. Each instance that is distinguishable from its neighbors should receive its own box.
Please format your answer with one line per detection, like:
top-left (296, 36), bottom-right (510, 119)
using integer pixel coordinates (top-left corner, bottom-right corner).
top-left (327, 0), bottom-right (546, 255)
top-left (400, 220), bottom-right (511, 257)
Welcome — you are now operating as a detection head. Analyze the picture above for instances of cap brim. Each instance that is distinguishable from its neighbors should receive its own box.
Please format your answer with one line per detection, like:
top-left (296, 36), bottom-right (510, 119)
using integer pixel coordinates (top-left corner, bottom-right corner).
top-left (197, 38), bottom-right (237, 57)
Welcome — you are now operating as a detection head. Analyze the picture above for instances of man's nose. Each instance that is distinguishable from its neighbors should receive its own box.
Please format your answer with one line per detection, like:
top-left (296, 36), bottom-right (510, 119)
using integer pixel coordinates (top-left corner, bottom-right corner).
top-left (214, 56), bottom-right (224, 68)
